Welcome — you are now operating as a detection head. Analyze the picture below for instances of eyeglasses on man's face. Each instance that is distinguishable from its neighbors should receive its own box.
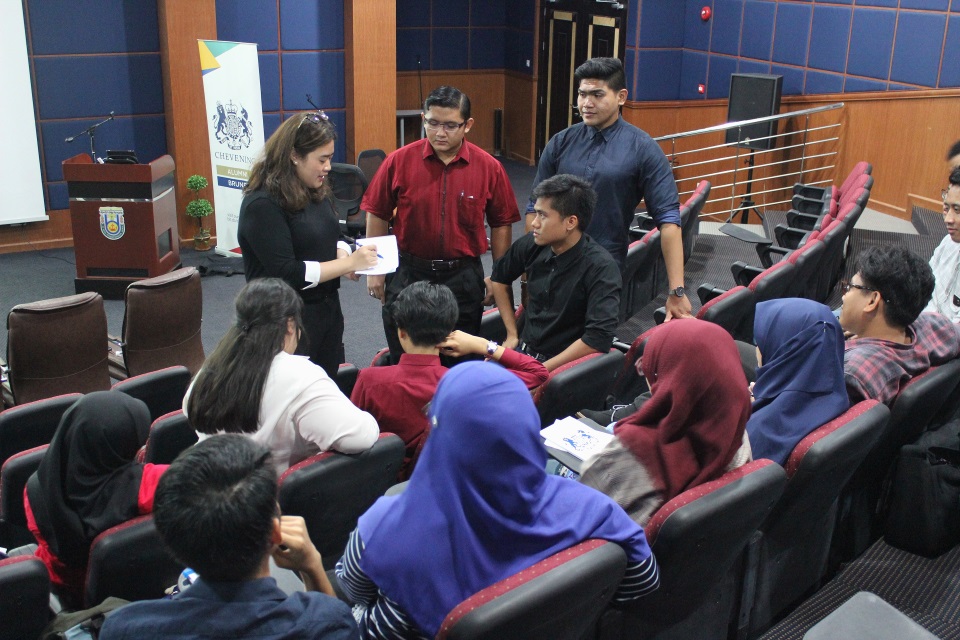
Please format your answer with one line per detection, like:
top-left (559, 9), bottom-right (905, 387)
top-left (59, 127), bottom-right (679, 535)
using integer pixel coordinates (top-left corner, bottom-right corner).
top-left (942, 189), bottom-right (960, 215)
top-left (423, 118), bottom-right (466, 133)
top-left (840, 279), bottom-right (877, 294)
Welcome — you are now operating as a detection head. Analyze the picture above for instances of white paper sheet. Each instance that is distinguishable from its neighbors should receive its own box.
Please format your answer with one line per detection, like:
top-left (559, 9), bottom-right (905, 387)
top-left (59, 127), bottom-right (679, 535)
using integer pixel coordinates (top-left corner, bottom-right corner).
top-left (355, 235), bottom-right (399, 275)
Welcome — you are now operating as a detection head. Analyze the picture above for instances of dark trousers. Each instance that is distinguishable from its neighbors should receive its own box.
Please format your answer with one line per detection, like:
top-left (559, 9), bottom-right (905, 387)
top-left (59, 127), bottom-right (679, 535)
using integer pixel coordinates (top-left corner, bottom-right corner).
top-left (298, 294), bottom-right (345, 379)
top-left (381, 259), bottom-right (484, 366)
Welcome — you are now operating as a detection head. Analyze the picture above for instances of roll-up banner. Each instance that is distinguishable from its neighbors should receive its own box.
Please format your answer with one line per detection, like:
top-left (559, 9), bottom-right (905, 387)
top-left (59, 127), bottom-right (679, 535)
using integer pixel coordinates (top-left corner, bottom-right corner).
top-left (198, 40), bottom-right (265, 256)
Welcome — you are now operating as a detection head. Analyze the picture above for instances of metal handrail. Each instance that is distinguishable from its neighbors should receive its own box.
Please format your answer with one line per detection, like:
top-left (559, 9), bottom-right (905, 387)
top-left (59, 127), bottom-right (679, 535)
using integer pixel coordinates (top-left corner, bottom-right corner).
top-left (653, 102), bottom-right (846, 223)
top-left (653, 103), bottom-right (844, 142)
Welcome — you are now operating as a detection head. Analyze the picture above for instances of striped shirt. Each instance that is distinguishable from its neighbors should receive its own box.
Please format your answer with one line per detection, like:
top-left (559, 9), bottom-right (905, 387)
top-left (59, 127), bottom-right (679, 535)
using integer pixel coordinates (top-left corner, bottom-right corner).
top-left (335, 528), bottom-right (660, 639)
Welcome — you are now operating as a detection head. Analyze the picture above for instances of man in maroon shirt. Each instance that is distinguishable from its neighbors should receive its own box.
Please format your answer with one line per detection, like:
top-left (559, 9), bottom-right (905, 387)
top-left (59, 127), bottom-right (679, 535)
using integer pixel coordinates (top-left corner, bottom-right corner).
top-left (351, 282), bottom-right (547, 479)
top-left (361, 86), bottom-right (520, 364)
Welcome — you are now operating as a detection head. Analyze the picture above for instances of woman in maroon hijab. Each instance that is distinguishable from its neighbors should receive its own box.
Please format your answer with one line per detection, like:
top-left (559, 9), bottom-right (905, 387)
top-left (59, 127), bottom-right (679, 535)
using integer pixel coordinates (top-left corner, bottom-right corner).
top-left (580, 319), bottom-right (753, 525)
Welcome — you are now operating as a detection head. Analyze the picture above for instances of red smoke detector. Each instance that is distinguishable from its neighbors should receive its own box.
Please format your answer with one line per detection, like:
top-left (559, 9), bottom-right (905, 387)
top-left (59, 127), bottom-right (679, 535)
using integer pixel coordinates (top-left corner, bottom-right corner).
top-left (701, 6), bottom-right (712, 21)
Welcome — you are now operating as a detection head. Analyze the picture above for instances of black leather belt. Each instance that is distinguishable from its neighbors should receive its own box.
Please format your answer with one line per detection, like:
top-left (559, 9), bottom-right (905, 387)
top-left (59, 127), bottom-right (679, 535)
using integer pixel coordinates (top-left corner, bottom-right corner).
top-left (400, 252), bottom-right (479, 273)
top-left (518, 341), bottom-right (549, 363)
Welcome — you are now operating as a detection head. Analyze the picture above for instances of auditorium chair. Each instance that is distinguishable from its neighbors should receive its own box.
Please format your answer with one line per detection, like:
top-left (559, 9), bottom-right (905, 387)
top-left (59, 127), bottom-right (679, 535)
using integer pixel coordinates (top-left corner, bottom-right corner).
top-left (740, 401), bottom-right (890, 638)
top-left (600, 460), bottom-right (787, 640)
top-left (0, 556), bottom-right (51, 640)
top-left (5, 291), bottom-right (111, 405)
top-left (0, 392), bottom-right (78, 468)
top-left (604, 328), bottom-right (656, 410)
top-left (277, 433), bottom-right (404, 569)
top-left (141, 410), bottom-right (197, 465)
top-left (793, 160), bottom-right (872, 202)
top-left (746, 260), bottom-right (796, 306)
top-left (112, 365), bottom-right (191, 423)
top-left (681, 180), bottom-right (710, 264)
top-left (534, 349), bottom-right (625, 427)
top-left (784, 194), bottom-right (838, 233)
top-left (356, 148), bottom-right (386, 185)
top-left (335, 363), bottom-right (360, 397)
top-left (0, 445), bottom-right (46, 549)
top-left (835, 358), bottom-right (960, 562)
top-left (108, 267), bottom-right (204, 380)
top-left (437, 539), bottom-right (627, 640)
top-left (328, 162), bottom-right (368, 238)
top-left (620, 229), bottom-right (663, 322)
top-left (654, 285), bottom-right (755, 343)
top-left (84, 514), bottom-right (184, 607)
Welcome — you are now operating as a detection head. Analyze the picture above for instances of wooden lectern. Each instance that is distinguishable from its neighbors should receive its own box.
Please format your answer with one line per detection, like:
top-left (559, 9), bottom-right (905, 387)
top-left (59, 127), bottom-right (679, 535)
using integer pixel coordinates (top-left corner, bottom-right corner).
top-left (63, 154), bottom-right (180, 298)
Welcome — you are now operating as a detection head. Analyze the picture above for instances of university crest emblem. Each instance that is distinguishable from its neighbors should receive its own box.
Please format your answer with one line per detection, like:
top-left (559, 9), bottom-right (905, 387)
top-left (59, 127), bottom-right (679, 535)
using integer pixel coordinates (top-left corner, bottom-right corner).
top-left (212, 99), bottom-right (253, 151)
top-left (99, 207), bottom-right (125, 240)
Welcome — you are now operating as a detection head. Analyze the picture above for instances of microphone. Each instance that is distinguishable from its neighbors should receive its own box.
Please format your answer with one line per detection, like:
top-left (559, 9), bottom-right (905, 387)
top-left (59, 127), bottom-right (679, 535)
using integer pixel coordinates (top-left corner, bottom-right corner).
top-left (65, 135), bottom-right (76, 143)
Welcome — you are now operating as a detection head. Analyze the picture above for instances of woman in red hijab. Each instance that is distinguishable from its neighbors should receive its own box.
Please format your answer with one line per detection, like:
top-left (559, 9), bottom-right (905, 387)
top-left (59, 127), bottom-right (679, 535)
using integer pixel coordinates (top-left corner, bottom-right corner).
top-left (580, 319), bottom-right (753, 525)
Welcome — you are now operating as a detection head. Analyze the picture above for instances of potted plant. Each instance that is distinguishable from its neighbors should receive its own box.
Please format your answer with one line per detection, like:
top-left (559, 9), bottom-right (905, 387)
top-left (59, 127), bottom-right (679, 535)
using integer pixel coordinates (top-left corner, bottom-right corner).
top-left (185, 174), bottom-right (214, 251)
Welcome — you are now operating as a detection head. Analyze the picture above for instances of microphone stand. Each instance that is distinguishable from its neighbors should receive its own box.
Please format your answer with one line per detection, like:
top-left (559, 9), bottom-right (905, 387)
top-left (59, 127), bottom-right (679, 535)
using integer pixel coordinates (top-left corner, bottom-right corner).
top-left (65, 111), bottom-right (114, 161)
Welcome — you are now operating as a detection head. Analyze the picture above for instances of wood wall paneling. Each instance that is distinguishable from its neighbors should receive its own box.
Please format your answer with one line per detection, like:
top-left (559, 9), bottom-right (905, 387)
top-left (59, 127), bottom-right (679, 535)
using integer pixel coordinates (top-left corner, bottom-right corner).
top-left (157, 0), bottom-right (217, 244)
top-left (346, 0), bottom-right (397, 161)
top-left (503, 71), bottom-right (537, 164)
top-left (0, 210), bottom-right (73, 255)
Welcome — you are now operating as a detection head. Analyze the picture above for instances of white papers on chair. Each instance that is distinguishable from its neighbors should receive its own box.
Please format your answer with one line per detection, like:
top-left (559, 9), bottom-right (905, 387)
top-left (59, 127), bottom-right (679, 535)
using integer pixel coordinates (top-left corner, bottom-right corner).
top-left (540, 417), bottom-right (614, 462)
top-left (355, 235), bottom-right (399, 275)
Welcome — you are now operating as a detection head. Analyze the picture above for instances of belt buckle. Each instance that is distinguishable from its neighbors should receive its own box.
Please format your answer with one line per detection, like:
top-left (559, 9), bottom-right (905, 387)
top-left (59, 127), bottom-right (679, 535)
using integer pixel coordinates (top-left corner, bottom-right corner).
top-left (431, 258), bottom-right (454, 271)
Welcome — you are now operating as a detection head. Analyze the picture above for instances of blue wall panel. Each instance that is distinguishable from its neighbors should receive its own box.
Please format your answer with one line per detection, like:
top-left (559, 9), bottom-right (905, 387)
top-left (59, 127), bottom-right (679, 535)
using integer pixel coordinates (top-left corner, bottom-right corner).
top-left (939, 15), bottom-right (960, 87)
top-left (640, 0), bottom-right (685, 49)
top-left (679, 50), bottom-right (709, 99)
top-left (684, 0), bottom-right (713, 51)
top-left (397, 29), bottom-right (431, 72)
top-left (707, 56), bottom-right (738, 98)
top-left (807, 6), bottom-right (851, 73)
top-left (847, 8), bottom-right (896, 80)
top-left (431, 29), bottom-right (469, 70)
top-left (280, 52), bottom-right (345, 110)
top-left (772, 3), bottom-right (811, 67)
top-left (471, 29), bottom-right (506, 69)
top-left (397, 0), bottom-right (431, 28)
top-left (771, 64), bottom-right (804, 95)
top-left (27, 0), bottom-right (159, 54)
top-left (216, 0), bottom-right (279, 50)
top-left (891, 11), bottom-right (948, 87)
top-left (711, 0), bottom-right (744, 56)
top-left (259, 53), bottom-right (282, 113)
top-left (34, 55), bottom-right (164, 120)
top-left (280, 0), bottom-right (345, 50)
top-left (433, 0), bottom-right (469, 27)
top-left (634, 50), bottom-right (682, 101)
top-left (843, 77), bottom-right (887, 93)
top-left (804, 70), bottom-right (844, 94)
top-left (740, 1), bottom-right (775, 61)
top-left (471, 0), bottom-right (505, 27)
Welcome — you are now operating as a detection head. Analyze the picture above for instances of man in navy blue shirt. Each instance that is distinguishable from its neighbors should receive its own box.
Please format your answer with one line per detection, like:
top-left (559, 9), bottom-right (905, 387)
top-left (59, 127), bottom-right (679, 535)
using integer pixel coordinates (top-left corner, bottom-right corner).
top-left (99, 435), bottom-right (357, 640)
top-left (530, 57), bottom-right (692, 320)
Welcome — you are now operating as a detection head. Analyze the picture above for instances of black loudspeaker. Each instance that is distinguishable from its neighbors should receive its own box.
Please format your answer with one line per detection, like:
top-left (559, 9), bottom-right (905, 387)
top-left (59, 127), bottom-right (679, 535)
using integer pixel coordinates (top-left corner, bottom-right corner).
top-left (725, 74), bottom-right (783, 151)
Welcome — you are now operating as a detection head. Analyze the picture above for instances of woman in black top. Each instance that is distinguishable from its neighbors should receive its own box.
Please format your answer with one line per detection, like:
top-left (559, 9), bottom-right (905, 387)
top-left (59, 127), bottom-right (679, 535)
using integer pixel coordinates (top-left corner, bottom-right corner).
top-left (238, 111), bottom-right (378, 377)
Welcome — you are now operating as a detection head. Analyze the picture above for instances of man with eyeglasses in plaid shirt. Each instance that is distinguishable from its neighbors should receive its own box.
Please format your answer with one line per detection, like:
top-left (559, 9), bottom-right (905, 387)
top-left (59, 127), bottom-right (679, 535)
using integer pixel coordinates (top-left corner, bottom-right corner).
top-left (362, 86), bottom-right (520, 365)
top-left (839, 245), bottom-right (960, 405)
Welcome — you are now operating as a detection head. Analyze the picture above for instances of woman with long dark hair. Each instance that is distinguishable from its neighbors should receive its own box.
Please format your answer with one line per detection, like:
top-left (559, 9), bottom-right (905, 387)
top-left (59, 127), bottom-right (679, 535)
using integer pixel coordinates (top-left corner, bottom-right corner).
top-left (24, 392), bottom-right (167, 607)
top-left (239, 110), bottom-right (378, 377)
top-left (185, 278), bottom-right (378, 473)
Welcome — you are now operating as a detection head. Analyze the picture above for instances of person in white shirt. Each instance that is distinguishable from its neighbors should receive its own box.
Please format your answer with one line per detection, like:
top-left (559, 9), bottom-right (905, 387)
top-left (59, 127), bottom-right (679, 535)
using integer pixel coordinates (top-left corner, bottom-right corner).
top-left (924, 168), bottom-right (960, 324)
top-left (184, 278), bottom-right (379, 473)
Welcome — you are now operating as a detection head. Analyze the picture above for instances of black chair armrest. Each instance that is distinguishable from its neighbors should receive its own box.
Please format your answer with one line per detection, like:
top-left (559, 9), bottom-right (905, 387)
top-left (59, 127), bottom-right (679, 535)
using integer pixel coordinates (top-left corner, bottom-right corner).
top-left (785, 210), bottom-right (822, 231)
top-left (653, 307), bottom-right (667, 325)
top-left (697, 283), bottom-right (727, 306)
top-left (757, 245), bottom-right (791, 268)
top-left (731, 262), bottom-right (763, 287)
top-left (611, 340), bottom-right (631, 354)
top-left (633, 212), bottom-right (656, 232)
top-left (774, 224), bottom-right (810, 250)
top-left (792, 183), bottom-right (829, 200)
top-left (792, 195), bottom-right (828, 215)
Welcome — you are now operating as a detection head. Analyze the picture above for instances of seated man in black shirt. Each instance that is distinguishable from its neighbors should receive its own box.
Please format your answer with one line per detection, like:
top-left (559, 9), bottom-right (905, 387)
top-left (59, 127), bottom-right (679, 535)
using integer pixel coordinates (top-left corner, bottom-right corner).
top-left (491, 174), bottom-right (621, 372)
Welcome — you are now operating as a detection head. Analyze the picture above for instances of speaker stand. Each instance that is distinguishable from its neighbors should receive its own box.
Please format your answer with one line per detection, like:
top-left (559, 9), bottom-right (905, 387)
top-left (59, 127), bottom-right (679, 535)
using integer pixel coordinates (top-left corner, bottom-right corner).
top-left (729, 150), bottom-right (764, 224)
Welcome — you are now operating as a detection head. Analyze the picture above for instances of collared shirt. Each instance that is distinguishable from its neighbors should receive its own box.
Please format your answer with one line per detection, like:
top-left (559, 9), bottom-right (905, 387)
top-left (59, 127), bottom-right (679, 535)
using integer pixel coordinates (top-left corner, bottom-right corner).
top-left (99, 577), bottom-right (358, 640)
top-left (492, 233), bottom-right (621, 358)
top-left (844, 312), bottom-right (960, 405)
top-left (361, 138), bottom-right (520, 260)
top-left (530, 117), bottom-right (681, 265)
top-left (924, 234), bottom-right (960, 323)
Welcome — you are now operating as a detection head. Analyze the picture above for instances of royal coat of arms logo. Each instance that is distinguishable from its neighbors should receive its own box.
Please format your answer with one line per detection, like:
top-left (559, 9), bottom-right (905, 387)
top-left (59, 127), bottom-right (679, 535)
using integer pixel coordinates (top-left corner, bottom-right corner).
top-left (212, 100), bottom-right (253, 151)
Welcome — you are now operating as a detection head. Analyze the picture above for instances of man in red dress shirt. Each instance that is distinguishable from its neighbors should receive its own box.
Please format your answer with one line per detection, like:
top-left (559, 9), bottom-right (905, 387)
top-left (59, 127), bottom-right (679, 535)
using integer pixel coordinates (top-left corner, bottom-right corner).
top-left (362, 85), bottom-right (520, 364)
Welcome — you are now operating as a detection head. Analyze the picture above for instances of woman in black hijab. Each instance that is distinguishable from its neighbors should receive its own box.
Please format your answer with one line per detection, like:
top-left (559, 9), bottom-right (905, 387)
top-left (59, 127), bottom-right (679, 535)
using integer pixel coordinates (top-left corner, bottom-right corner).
top-left (24, 391), bottom-right (168, 606)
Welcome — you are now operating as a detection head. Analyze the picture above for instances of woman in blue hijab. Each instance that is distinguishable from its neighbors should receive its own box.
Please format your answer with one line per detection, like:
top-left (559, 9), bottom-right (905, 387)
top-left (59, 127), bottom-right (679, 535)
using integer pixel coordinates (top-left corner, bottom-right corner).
top-left (336, 361), bottom-right (660, 638)
top-left (748, 298), bottom-right (850, 465)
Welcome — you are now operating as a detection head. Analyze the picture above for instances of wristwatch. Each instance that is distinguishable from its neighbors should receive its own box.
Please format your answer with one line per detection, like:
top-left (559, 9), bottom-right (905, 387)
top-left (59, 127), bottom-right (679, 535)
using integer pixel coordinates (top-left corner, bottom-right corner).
top-left (486, 340), bottom-right (499, 356)
top-left (669, 286), bottom-right (686, 298)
